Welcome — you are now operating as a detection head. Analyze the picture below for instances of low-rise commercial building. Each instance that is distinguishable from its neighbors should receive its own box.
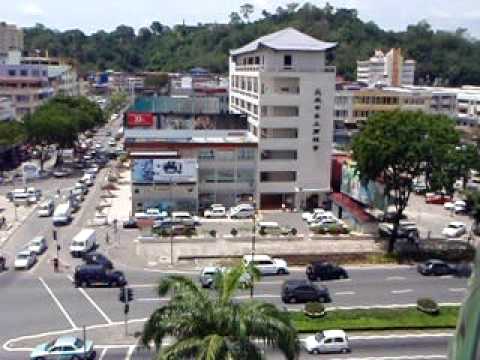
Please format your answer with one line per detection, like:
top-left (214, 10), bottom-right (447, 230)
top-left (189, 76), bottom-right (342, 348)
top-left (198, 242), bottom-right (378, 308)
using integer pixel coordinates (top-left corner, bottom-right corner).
top-left (124, 96), bottom-right (256, 213)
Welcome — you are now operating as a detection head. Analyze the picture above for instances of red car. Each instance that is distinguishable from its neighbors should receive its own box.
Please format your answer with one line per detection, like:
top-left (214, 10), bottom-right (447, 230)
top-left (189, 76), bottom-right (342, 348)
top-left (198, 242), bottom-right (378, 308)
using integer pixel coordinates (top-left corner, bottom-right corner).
top-left (425, 193), bottom-right (452, 204)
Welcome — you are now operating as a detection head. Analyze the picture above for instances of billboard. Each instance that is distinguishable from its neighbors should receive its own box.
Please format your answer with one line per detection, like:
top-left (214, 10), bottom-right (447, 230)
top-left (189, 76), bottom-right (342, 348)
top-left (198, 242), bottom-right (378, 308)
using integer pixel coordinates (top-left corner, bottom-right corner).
top-left (127, 112), bottom-right (155, 127)
top-left (158, 114), bottom-right (248, 130)
top-left (132, 159), bottom-right (198, 183)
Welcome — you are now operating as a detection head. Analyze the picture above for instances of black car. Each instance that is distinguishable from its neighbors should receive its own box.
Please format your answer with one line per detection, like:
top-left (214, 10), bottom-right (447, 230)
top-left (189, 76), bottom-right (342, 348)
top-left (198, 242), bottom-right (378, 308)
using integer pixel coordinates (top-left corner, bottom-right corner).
top-left (83, 252), bottom-right (113, 270)
top-left (281, 279), bottom-right (331, 304)
top-left (306, 262), bottom-right (348, 281)
top-left (0, 254), bottom-right (6, 272)
top-left (417, 259), bottom-right (472, 277)
top-left (74, 264), bottom-right (126, 287)
top-left (123, 218), bottom-right (138, 229)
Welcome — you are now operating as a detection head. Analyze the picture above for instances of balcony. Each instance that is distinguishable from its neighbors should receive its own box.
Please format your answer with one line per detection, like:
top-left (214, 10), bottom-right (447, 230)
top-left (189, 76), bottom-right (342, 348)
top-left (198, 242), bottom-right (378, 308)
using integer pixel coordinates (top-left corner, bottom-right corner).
top-left (234, 64), bottom-right (336, 74)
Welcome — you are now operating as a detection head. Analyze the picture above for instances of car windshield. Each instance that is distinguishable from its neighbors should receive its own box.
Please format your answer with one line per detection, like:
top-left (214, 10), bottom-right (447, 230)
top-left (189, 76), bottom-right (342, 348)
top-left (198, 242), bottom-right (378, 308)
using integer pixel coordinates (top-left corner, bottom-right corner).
top-left (315, 332), bottom-right (325, 342)
top-left (46, 339), bottom-right (56, 350)
top-left (448, 224), bottom-right (461, 229)
top-left (74, 338), bottom-right (84, 348)
top-left (72, 241), bottom-right (85, 246)
top-left (16, 254), bottom-right (28, 260)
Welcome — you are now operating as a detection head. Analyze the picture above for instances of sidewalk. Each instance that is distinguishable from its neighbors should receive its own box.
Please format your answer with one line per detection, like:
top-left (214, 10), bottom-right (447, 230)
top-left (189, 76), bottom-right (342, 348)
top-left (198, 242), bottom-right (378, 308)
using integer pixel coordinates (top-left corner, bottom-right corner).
top-left (0, 196), bottom-right (35, 248)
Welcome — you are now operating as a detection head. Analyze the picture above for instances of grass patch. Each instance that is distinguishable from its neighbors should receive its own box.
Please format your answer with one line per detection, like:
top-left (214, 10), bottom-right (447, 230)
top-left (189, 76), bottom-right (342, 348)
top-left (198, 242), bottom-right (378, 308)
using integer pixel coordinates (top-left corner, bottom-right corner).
top-left (290, 306), bottom-right (459, 333)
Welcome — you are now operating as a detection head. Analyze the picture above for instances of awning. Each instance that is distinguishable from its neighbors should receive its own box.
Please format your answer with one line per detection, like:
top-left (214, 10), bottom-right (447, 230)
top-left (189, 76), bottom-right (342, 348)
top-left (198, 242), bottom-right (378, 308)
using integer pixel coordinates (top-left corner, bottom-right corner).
top-left (330, 192), bottom-right (375, 223)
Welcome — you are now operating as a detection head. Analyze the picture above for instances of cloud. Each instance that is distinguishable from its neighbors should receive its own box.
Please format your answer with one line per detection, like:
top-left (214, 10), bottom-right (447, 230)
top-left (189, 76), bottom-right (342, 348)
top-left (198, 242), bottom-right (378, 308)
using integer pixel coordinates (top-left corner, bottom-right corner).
top-left (18, 2), bottom-right (45, 17)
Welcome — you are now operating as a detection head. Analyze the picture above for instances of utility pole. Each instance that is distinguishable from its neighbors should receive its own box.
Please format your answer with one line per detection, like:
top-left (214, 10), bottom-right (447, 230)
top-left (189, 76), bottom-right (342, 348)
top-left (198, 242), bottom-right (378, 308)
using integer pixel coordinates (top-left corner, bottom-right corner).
top-left (119, 287), bottom-right (134, 336)
top-left (83, 325), bottom-right (87, 359)
top-left (250, 201), bottom-right (256, 298)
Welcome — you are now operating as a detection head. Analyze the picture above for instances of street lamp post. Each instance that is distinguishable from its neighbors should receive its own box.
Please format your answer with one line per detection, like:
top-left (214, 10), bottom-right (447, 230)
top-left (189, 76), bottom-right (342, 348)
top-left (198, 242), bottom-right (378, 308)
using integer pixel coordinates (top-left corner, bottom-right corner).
top-left (250, 201), bottom-right (257, 298)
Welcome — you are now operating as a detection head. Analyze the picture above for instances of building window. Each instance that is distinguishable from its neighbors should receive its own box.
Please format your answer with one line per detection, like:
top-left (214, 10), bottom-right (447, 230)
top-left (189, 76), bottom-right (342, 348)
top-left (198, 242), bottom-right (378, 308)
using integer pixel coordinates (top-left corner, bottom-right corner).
top-left (314, 114), bottom-right (320, 119)
top-left (313, 145), bottom-right (318, 151)
top-left (237, 147), bottom-right (255, 160)
top-left (217, 169), bottom-right (235, 183)
top-left (261, 150), bottom-right (297, 160)
top-left (260, 128), bottom-right (298, 139)
top-left (313, 129), bottom-right (319, 135)
top-left (8, 69), bottom-right (16, 76)
top-left (284, 55), bottom-right (292, 67)
top-left (134, 189), bottom-right (140, 194)
top-left (313, 137), bottom-right (319, 143)
top-left (314, 97), bottom-right (321, 103)
top-left (198, 149), bottom-right (215, 160)
top-left (260, 171), bottom-right (296, 183)
top-left (255, 56), bottom-right (260, 65)
top-left (20, 69), bottom-right (28, 76)
top-left (314, 105), bottom-right (320, 110)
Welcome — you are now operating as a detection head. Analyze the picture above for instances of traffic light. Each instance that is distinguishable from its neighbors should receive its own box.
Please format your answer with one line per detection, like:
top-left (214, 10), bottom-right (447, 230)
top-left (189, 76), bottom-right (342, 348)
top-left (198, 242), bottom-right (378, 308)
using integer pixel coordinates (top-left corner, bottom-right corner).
top-left (127, 288), bottom-right (134, 302)
top-left (119, 287), bottom-right (126, 303)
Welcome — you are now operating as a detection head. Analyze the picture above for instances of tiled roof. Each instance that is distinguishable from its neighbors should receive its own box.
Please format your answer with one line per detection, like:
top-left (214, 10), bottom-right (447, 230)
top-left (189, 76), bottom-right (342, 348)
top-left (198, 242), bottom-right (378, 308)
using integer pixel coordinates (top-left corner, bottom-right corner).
top-left (230, 27), bottom-right (336, 56)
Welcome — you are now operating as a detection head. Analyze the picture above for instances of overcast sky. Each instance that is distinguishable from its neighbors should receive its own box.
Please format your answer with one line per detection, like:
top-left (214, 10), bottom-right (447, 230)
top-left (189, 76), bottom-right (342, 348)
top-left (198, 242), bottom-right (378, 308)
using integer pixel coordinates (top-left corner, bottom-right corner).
top-left (4, 0), bottom-right (480, 38)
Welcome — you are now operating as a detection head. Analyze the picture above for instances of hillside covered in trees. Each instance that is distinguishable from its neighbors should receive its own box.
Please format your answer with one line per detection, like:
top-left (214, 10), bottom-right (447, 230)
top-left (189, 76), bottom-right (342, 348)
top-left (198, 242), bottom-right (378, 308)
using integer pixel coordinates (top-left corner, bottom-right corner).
top-left (23, 2), bottom-right (480, 85)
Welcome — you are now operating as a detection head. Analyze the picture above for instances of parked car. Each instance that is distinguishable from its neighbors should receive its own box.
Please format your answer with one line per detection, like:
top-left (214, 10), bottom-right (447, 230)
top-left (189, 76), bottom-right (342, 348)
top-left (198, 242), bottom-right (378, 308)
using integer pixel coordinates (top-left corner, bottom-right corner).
top-left (307, 211), bottom-right (337, 225)
top-left (123, 217), bottom-right (138, 229)
top-left (0, 254), bottom-right (6, 272)
top-left (53, 202), bottom-right (73, 226)
top-left (444, 200), bottom-right (467, 214)
top-left (281, 279), bottom-right (331, 303)
top-left (306, 262), bottom-right (348, 281)
top-left (74, 182), bottom-right (88, 195)
top-left (52, 168), bottom-right (72, 178)
top-left (302, 208), bottom-right (325, 222)
top-left (74, 264), bottom-right (126, 287)
top-left (425, 193), bottom-right (452, 204)
top-left (242, 254), bottom-right (288, 275)
top-left (80, 173), bottom-right (94, 187)
top-left (28, 236), bottom-right (48, 255)
top-left (14, 250), bottom-right (37, 270)
top-left (171, 211), bottom-right (200, 226)
top-left (30, 336), bottom-right (96, 360)
top-left (135, 208), bottom-right (168, 220)
top-left (303, 330), bottom-right (351, 354)
top-left (378, 221), bottom-right (418, 239)
top-left (37, 199), bottom-right (54, 217)
top-left (83, 252), bottom-right (113, 270)
top-left (417, 259), bottom-right (471, 277)
top-left (257, 221), bottom-right (296, 236)
top-left (229, 204), bottom-right (255, 219)
top-left (204, 205), bottom-right (227, 218)
top-left (442, 221), bottom-right (467, 238)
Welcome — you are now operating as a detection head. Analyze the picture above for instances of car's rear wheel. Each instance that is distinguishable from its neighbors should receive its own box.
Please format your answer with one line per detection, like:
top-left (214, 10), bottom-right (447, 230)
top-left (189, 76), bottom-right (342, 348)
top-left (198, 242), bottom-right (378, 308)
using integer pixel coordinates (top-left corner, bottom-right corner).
top-left (314, 349), bottom-right (320, 354)
top-left (341, 348), bottom-right (350, 353)
top-left (110, 280), bottom-right (118, 287)
top-left (277, 268), bottom-right (287, 275)
top-left (318, 296), bottom-right (326, 303)
top-left (89, 350), bottom-right (97, 359)
top-left (33, 357), bottom-right (46, 360)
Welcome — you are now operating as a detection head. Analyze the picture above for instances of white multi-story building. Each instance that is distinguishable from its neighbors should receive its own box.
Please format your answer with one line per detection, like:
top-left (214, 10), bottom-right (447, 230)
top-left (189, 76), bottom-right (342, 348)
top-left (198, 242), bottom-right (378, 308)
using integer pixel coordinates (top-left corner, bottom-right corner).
top-left (0, 23), bottom-right (23, 61)
top-left (357, 48), bottom-right (415, 87)
top-left (229, 27), bottom-right (336, 210)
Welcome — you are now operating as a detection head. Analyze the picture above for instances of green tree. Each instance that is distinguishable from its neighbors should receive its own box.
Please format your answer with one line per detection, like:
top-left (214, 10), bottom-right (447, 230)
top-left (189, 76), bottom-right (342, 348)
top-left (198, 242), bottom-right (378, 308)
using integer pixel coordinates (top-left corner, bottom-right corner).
top-left (0, 121), bottom-right (26, 147)
top-left (229, 12), bottom-right (242, 25)
top-left (352, 111), bottom-right (434, 253)
top-left (240, 3), bottom-right (254, 22)
top-left (142, 266), bottom-right (299, 359)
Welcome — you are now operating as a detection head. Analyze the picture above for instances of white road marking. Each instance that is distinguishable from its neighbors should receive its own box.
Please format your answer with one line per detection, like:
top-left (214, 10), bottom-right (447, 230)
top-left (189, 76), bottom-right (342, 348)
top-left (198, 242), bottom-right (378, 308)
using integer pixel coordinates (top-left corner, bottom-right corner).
top-left (39, 277), bottom-right (77, 330)
top-left (129, 283), bottom-right (157, 288)
top-left (325, 355), bottom-right (446, 360)
top-left (67, 275), bottom-right (113, 324)
top-left (125, 344), bottom-right (136, 360)
top-left (326, 302), bottom-right (461, 311)
top-left (98, 348), bottom-right (108, 360)
top-left (335, 291), bottom-right (356, 296)
top-left (386, 276), bottom-right (406, 281)
top-left (391, 289), bottom-right (413, 294)
top-left (449, 288), bottom-right (467, 292)
top-left (142, 268), bottom-right (197, 274)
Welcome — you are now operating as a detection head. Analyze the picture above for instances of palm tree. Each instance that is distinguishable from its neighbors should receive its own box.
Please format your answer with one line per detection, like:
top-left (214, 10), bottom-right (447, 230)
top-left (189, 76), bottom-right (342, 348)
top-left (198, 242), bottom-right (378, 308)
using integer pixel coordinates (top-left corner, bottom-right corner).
top-left (142, 266), bottom-right (300, 359)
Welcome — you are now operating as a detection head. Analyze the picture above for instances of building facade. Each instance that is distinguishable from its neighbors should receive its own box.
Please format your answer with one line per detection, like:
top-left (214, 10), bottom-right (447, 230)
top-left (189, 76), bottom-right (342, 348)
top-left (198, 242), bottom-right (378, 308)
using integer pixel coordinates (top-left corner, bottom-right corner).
top-left (0, 23), bottom-right (23, 59)
top-left (0, 97), bottom-right (14, 121)
top-left (124, 96), bottom-right (257, 213)
top-left (229, 27), bottom-right (336, 210)
top-left (357, 48), bottom-right (416, 87)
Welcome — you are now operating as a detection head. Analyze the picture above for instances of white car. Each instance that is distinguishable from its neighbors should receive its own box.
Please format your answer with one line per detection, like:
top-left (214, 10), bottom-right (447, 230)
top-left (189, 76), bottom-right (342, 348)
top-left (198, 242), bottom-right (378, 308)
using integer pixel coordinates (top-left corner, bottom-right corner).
top-left (93, 213), bottom-right (108, 226)
top-left (303, 330), bottom-right (351, 354)
top-left (453, 200), bottom-right (467, 214)
top-left (302, 208), bottom-right (325, 222)
top-left (80, 174), bottom-right (94, 187)
top-left (229, 204), bottom-right (255, 219)
top-left (242, 254), bottom-right (289, 275)
top-left (14, 250), bottom-right (36, 270)
top-left (309, 212), bottom-right (337, 226)
top-left (28, 236), bottom-right (47, 255)
top-left (204, 206), bottom-right (226, 218)
top-left (442, 221), bottom-right (467, 238)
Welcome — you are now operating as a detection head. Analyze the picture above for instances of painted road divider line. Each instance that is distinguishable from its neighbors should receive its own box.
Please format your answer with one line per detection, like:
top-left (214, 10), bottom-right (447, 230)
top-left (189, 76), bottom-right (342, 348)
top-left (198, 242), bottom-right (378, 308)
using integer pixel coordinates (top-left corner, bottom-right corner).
top-left (325, 355), bottom-right (446, 360)
top-left (386, 276), bottom-right (406, 281)
top-left (391, 289), bottom-right (413, 294)
top-left (335, 291), bottom-right (356, 296)
top-left (39, 277), bottom-right (77, 330)
top-left (67, 275), bottom-right (113, 324)
top-left (449, 288), bottom-right (467, 292)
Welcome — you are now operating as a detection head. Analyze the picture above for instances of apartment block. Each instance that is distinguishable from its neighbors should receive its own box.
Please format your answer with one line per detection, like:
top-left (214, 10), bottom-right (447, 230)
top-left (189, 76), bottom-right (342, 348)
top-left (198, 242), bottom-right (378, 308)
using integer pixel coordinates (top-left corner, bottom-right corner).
top-left (0, 23), bottom-right (23, 58)
top-left (229, 27), bottom-right (336, 209)
top-left (357, 48), bottom-right (415, 87)
top-left (0, 97), bottom-right (14, 121)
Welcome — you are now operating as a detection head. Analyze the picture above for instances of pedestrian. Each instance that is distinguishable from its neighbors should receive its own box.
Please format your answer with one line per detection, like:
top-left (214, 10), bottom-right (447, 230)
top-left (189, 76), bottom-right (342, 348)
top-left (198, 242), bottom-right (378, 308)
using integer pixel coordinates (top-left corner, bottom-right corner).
top-left (53, 257), bottom-right (59, 273)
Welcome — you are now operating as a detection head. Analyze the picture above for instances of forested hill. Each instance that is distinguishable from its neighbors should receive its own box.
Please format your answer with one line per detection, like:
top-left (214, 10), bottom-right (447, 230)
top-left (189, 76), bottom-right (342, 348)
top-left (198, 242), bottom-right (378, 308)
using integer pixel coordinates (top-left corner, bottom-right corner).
top-left (23, 3), bottom-right (480, 85)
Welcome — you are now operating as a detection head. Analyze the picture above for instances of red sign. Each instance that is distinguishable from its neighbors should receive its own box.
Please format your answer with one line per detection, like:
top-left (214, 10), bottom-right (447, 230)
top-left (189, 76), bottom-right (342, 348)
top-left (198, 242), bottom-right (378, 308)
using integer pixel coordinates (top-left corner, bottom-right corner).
top-left (127, 112), bottom-right (154, 127)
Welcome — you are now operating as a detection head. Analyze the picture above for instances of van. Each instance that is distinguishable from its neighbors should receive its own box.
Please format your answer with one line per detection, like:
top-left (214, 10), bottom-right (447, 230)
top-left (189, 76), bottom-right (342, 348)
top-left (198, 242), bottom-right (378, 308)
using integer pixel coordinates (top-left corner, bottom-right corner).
top-left (53, 203), bottom-right (72, 226)
top-left (37, 199), bottom-right (54, 217)
top-left (70, 228), bottom-right (96, 257)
